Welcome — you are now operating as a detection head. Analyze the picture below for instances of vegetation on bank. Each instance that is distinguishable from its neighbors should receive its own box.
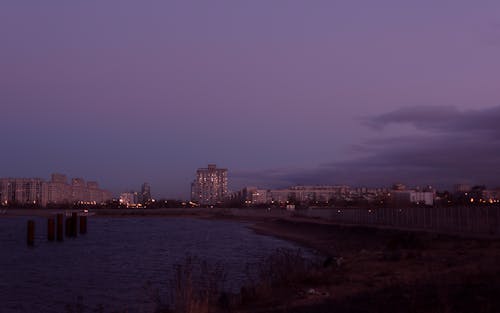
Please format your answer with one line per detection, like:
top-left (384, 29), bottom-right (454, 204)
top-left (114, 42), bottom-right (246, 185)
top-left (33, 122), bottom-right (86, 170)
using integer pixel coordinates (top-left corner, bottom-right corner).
top-left (61, 235), bottom-right (500, 313)
top-left (62, 248), bottom-right (327, 313)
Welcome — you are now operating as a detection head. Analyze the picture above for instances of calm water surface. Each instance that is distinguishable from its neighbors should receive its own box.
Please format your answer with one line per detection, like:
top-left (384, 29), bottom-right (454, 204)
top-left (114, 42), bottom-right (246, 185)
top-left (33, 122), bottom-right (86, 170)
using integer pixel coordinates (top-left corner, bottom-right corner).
top-left (0, 216), bottom-right (307, 313)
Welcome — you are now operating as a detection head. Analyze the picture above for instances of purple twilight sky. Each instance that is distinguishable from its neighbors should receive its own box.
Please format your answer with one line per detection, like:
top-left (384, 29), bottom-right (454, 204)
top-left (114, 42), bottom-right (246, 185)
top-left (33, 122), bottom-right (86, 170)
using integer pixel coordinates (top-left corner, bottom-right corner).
top-left (1, 1), bottom-right (500, 198)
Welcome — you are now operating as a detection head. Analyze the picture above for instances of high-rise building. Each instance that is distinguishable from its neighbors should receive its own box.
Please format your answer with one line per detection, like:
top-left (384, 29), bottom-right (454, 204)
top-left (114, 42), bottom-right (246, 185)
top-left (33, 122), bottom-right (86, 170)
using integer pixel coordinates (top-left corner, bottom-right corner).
top-left (191, 164), bottom-right (228, 206)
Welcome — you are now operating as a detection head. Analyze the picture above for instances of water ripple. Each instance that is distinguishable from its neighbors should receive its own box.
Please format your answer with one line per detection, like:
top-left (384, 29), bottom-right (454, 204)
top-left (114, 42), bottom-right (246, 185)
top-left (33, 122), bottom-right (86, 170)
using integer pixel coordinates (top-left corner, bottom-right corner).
top-left (0, 216), bottom-right (305, 313)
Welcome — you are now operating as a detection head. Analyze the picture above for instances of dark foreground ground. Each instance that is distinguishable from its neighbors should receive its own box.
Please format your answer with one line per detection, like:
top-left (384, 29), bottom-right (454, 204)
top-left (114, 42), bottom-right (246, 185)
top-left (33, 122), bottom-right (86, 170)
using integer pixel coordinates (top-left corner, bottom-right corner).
top-left (245, 218), bottom-right (500, 313)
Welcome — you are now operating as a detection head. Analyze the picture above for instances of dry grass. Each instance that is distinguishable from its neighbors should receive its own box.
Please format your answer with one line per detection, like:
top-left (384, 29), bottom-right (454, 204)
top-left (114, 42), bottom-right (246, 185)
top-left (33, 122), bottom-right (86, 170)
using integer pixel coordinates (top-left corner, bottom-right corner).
top-left (164, 255), bottom-right (227, 313)
top-left (238, 248), bottom-right (336, 309)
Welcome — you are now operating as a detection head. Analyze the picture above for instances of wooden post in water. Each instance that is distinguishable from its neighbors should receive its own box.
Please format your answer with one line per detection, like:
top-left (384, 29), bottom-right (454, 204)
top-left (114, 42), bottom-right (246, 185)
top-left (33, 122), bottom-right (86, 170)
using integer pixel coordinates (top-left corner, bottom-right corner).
top-left (47, 218), bottom-right (55, 241)
top-left (80, 215), bottom-right (87, 234)
top-left (27, 220), bottom-right (35, 246)
top-left (56, 213), bottom-right (64, 241)
top-left (65, 217), bottom-right (72, 237)
top-left (71, 212), bottom-right (78, 237)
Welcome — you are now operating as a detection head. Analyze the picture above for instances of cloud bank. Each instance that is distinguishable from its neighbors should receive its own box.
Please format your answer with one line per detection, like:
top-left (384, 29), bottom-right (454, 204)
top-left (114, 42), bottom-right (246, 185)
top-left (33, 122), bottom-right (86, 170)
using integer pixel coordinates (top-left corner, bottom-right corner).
top-left (233, 105), bottom-right (500, 190)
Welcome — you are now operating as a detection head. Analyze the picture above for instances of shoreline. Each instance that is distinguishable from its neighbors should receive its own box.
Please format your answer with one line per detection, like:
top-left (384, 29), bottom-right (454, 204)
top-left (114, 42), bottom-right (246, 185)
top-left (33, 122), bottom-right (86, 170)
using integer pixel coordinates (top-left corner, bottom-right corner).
top-left (2, 207), bottom-right (495, 252)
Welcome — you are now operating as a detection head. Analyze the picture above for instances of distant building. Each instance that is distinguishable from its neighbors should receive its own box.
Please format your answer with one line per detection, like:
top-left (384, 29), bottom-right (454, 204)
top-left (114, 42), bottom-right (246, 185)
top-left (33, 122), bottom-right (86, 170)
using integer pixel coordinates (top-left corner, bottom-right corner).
top-left (391, 190), bottom-right (435, 206)
top-left (119, 183), bottom-right (152, 207)
top-left (265, 185), bottom-right (353, 205)
top-left (87, 181), bottom-right (111, 205)
top-left (454, 184), bottom-right (472, 193)
top-left (0, 178), bottom-right (47, 207)
top-left (71, 178), bottom-right (88, 202)
top-left (233, 185), bottom-right (391, 206)
top-left (239, 187), bottom-right (269, 205)
top-left (141, 182), bottom-right (152, 204)
top-left (191, 164), bottom-right (228, 206)
top-left (119, 192), bottom-right (137, 207)
top-left (482, 189), bottom-right (500, 204)
top-left (48, 173), bottom-right (71, 204)
top-left (0, 173), bottom-right (112, 207)
top-left (392, 183), bottom-right (407, 191)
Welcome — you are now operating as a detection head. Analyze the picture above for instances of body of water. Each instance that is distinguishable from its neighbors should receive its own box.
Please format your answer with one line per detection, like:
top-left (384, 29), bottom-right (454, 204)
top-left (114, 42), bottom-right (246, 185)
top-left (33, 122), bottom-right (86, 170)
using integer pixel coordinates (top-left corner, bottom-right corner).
top-left (0, 216), bottom-right (306, 313)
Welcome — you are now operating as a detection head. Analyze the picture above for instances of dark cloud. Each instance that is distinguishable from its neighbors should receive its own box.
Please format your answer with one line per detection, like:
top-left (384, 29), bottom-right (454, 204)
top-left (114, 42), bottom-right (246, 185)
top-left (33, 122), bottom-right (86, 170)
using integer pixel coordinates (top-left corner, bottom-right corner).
top-left (237, 105), bottom-right (500, 190)
top-left (365, 105), bottom-right (459, 131)
top-left (367, 105), bottom-right (500, 138)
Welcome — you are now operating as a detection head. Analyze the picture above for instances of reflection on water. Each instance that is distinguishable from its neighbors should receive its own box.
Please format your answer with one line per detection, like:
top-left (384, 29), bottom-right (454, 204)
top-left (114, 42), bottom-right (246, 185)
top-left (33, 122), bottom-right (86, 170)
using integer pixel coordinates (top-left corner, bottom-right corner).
top-left (0, 217), bottom-right (304, 313)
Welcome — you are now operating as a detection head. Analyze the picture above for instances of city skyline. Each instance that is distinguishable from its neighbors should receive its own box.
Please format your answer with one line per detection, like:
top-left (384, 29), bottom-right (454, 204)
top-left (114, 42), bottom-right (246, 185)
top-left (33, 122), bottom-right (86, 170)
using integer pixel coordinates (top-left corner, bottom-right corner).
top-left (2, 168), bottom-right (499, 202)
top-left (1, 1), bottom-right (500, 198)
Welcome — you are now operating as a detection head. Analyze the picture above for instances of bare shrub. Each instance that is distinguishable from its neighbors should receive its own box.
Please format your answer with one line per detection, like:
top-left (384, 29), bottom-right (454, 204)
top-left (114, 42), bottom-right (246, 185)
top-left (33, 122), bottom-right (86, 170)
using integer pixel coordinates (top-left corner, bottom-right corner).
top-left (240, 248), bottom-right (323, 306)
top-left (168, 255), bottom-right (227, 313)
top-left (258, 248), bottom-right (310, 288)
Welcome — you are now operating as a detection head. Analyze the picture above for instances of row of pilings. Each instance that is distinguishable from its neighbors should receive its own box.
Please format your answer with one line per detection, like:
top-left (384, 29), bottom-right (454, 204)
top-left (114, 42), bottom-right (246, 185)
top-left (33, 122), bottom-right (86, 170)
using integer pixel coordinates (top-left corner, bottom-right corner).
top-left (27, 212), bottom-right (87, 246)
